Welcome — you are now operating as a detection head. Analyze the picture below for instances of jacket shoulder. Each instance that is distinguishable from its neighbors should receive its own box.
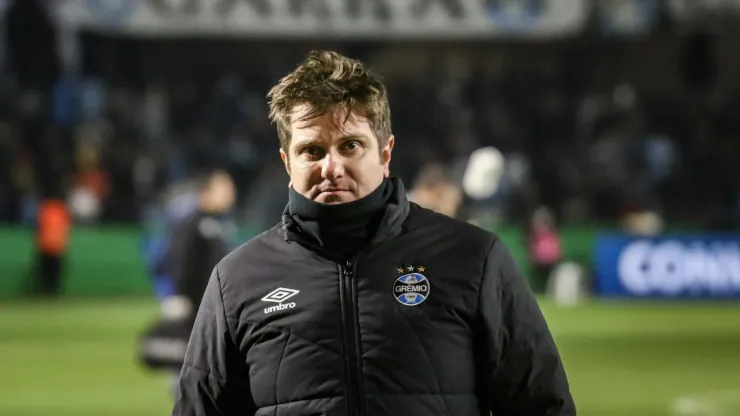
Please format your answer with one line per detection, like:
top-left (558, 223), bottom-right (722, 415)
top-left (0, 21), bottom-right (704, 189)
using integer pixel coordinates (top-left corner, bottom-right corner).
top-left (216, 223), bottom-right (285, 279)
top-left (404, 203), bottom-right (497, 252)
top-left (211, 224), bottom-right (287, 315)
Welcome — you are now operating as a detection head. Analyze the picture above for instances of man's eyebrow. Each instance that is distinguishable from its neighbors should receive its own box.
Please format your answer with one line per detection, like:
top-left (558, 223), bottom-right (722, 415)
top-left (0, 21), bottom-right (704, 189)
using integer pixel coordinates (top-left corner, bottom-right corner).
top-left (293, 135), bottom-right (330, 149)
top-left (340, 135), bottom-right (367, 141)
top-left (294, 135), bottom-right (365, 147)
top-left (292, 139), bottom-right (316, 149)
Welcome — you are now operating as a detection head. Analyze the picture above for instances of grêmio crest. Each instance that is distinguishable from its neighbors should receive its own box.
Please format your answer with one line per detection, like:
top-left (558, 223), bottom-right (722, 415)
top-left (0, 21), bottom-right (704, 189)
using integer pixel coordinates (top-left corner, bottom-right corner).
top-left (393, 265), bottom-right (431, 306)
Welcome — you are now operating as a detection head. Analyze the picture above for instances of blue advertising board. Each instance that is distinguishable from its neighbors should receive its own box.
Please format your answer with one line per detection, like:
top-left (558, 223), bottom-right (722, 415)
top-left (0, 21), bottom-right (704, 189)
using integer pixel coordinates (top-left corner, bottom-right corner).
top-left (594, 234), bottom-right (740, 298)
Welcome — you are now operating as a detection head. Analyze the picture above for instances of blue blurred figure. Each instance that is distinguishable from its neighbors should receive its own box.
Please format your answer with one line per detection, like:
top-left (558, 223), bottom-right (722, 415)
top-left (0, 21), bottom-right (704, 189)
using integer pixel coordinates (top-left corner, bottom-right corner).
top-left (138, 170), bottom-right (237, 393)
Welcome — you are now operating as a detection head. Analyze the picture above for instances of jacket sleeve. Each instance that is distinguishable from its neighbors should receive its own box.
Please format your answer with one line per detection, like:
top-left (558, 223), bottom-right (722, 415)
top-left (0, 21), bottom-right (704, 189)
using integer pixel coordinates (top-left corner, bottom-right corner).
top-left (172, 266), bottom-right (256, 416)
top-left (479, 239), bottom-right (576, 415)
top-left (168, 219), bottom-right (200, 302)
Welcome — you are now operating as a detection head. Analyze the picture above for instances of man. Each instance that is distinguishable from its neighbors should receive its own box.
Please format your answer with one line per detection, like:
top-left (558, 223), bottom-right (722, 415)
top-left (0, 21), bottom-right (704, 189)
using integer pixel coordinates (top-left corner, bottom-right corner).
top-left (173, 51), bottom-right (575, 416)
top-left (139, 170), bottom-right (237, 372)
top-left (167, 170), bottom-right (238, 317)
top-left (33, 187), bottom-right (71, 296)
top-left (407, 163), bottom-right (463, 219)
top-left (526, 206), bottom-right (562, 294)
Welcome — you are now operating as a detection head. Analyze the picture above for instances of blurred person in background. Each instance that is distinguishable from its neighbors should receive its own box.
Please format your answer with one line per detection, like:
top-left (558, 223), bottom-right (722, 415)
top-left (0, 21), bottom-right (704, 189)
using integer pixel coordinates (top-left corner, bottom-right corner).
top-left (407, 162), bottom-right (463, 218)
top-left (32, 185), bottom-right (71, 296)
top-left (139, 169), bottom-right (236, 388)
top-left (68, 145), bottom-right (109, 223)
top-left (526, 205), bottom-right (562, 294)
top-left (167, 169), bottom-right (237, 315)
top-left (173, 50), bottom-right (574, 416)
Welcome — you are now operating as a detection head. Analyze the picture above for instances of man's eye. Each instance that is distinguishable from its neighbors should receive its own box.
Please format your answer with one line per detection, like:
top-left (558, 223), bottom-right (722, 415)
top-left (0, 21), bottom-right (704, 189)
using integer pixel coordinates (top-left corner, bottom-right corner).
top-left (344, 141), bottom-right (360, 151)
top-left (303, 147), bottom-right (322, 157)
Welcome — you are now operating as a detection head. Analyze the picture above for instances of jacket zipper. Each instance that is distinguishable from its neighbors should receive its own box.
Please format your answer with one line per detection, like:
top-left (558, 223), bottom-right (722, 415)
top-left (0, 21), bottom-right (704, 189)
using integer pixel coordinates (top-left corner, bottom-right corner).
top-left (339, 261), bottom-right (362, 416)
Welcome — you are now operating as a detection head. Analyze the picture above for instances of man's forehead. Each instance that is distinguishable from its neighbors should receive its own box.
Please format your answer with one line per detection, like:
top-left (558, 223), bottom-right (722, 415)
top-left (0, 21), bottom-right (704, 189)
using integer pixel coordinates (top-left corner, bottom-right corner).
top-left (290, 105), bottom-right (373, 140)
top-left (291, 104), bottom-right (369, 124)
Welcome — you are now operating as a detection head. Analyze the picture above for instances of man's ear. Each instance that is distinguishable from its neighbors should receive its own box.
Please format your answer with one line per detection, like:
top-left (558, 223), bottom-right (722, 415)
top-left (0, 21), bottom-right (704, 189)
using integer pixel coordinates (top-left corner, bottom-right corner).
top-left (279, 148), bottom-right (292, 187)
top-left (280, 148), bottom-right (291, 175)
top-left (382, 135), bottom-right (395, 178)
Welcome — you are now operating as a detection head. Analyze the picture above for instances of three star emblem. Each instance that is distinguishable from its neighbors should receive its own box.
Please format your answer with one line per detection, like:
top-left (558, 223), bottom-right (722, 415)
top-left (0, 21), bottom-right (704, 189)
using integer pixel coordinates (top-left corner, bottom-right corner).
top-left (397, 265), bottom-right (426, 274)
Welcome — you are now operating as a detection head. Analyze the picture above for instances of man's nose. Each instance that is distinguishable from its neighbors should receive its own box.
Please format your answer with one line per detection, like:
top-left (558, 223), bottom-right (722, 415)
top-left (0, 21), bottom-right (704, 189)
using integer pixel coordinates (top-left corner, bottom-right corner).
top-left (321, 153), bottom-right (345, 180)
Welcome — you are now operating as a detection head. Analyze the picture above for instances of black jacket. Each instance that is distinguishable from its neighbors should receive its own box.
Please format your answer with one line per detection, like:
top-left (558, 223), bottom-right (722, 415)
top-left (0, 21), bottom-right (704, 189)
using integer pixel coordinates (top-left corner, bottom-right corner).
top-left (173, 181), bottom-right (575, 416)
top-left (168, 210), bottom-right (235, 310)
top-left (138, 210), bottom-right (236, 371)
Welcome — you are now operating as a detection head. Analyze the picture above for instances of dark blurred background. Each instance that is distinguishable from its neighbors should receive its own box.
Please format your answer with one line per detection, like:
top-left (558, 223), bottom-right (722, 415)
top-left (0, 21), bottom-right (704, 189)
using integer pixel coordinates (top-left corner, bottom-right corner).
top-left (1, 0), bottom-right (738, 231)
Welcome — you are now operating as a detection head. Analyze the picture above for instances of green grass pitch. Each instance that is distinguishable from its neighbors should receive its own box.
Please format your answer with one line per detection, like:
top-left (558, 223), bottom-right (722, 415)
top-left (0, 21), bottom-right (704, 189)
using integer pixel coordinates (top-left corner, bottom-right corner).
top-left (1, 298), bottom-right (739, 415)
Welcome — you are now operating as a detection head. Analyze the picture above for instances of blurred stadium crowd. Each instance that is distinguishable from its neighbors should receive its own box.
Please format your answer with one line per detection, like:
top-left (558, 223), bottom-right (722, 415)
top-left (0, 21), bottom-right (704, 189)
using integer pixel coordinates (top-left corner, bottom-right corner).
top-left (0, 0), bottom-right (739, 234)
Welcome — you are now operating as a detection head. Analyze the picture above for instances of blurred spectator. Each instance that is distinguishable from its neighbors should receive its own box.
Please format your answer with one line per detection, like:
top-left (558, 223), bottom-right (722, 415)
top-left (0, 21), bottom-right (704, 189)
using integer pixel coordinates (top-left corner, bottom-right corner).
top-left (69, 145), bottom-right (109, 223)
top-left (138, 169), bottom-right (237, 386)
top-left (526, 206), bottom-right (563, 294)
top-left (33, 191), bottom-right (70, 296)
top-left (167, 169), bottom-right (237, 319)
top-left (408, 163), bottom-right (463, 219)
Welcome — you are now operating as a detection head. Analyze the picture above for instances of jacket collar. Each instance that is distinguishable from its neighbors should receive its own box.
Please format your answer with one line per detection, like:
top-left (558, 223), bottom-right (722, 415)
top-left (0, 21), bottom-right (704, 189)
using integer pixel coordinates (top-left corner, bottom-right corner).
top-left (281, 177), bottom-right (410, 255)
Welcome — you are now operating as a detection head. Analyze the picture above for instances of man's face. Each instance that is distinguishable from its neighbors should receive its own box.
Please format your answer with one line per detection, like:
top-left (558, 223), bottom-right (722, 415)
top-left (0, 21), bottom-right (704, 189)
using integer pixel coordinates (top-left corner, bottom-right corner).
top-left (280, 105), bottom-right (394, 204)
top-left (204, 174), bottom-right (236, 212)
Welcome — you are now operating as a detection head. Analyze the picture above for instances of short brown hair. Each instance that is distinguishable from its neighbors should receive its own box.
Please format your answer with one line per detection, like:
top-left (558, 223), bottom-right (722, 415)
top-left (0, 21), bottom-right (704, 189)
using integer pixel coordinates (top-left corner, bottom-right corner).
top-left (267, 50), bottom-right (392, 151)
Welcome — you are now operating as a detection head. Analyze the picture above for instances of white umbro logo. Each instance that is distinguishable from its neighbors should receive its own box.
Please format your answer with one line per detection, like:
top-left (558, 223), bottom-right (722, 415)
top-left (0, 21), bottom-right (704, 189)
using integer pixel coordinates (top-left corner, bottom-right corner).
top-left (262, 287), bottom-right (299, 314)
top-left (262, 288), bottom-right (299, 303)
